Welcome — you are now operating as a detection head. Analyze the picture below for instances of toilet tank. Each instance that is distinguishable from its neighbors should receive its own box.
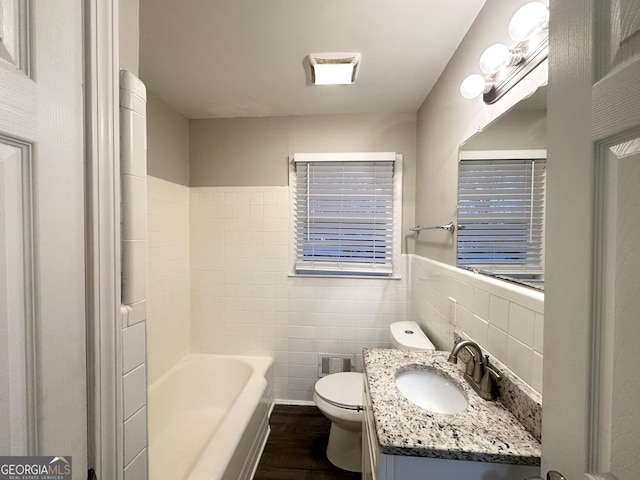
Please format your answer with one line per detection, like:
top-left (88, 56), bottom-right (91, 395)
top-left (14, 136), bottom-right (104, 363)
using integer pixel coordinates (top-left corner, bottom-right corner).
top-left (390, 321), bottom-right (436, 351)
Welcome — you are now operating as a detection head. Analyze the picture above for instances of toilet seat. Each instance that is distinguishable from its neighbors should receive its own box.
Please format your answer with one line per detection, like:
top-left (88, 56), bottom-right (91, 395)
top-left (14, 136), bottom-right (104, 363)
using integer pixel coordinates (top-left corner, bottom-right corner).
top-left (314, 372), bottom-right (363, 410)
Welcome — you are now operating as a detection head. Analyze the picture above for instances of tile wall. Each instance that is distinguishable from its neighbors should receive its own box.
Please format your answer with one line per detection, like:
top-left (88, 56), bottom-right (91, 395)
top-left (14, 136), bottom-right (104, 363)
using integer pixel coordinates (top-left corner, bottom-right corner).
top-left (120, 73), bottom-right (149, 480)
top-left (148, 182), bottom-right (544, 403)
top-left (146, 176), bottom-right (191, 384)
top-left (410, 255), bottom-right (544, 393)
top-left (189, 186), bottom-right (409, 401)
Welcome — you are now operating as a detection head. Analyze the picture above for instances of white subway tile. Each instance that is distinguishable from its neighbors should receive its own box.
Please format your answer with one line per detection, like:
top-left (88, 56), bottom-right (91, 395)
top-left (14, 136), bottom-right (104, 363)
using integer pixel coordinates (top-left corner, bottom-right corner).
top-left (289, 365), bottom-right (317, 379)
top-left (294, 352), bottom-right (319, 366)
top-left (506, 337), bottom-right (533, 385)
top-left (473, 288), bottom-right (490, 321)
top-left (456, 305), bottom-right (474, 334)
top-left (487, 325), bottom-right (508, 365)
top-left (250, 192), bottom-right (263, 205)
top-left (123, 364), bottom-right (146, 420)
top-left (122, 322), bottom-right (146, 375)
top-left (508, 303), bottom-right (536, 347)
top-left (124, 406), bottom-right (147, 466)
top-left (470, 314), bottom-right (489, 347)
top-left (488, 295), bottom-right (509, 331)
top-left (124, 448), bottom-right (148, 480)
top-left (289, 338), bottom-right (316, 353)
top-left (452, 279), bottom-right (474, 310)
top-left (263, 191), bottom-right (277, 206)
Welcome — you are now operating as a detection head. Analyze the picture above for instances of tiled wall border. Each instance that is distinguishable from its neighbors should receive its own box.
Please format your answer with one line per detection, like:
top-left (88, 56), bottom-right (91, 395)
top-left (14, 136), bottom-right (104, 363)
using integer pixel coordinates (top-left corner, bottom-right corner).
top-left (410, 255), bottom-right (544, 394)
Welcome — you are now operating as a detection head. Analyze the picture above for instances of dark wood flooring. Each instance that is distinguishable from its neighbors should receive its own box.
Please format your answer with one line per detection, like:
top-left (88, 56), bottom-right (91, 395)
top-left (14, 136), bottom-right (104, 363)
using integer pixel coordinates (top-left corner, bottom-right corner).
top-left (254, 405), bottom-right (361, 480)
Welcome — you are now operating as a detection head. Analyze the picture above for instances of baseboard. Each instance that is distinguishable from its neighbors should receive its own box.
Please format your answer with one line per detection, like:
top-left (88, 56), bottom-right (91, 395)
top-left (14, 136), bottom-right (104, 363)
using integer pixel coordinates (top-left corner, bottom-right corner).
top-left (274, 399), bottom-right (316, 407)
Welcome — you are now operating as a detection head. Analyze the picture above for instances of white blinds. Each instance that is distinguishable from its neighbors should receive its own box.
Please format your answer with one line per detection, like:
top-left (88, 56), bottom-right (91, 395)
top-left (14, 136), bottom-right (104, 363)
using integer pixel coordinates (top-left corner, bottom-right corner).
top-left (457, 157), bottom-right (546, 275)
top-left (292, 155), bottom-right (396, 276)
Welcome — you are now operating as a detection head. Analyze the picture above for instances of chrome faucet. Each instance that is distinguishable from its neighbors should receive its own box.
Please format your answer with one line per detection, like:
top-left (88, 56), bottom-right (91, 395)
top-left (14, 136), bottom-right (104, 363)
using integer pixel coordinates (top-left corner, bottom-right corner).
top-left (448, 339), bottom-right (501, 401)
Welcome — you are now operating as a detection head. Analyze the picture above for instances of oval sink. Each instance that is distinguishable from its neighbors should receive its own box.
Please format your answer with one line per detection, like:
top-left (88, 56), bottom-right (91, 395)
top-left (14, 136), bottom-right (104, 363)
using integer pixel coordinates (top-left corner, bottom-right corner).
top-left (395, 369), bottom-right (467, 414)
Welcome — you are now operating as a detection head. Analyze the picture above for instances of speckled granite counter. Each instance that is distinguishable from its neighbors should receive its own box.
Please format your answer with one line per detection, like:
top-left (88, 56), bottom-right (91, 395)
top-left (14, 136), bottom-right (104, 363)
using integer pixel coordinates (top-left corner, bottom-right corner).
top-left (363, 348), bottom-right (541, 466)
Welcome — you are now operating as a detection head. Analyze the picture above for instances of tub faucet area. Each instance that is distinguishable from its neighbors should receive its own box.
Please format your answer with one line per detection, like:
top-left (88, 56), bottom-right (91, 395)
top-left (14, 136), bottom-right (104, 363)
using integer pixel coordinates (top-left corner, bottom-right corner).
top-left (448, 340), bottom-right (501, 401)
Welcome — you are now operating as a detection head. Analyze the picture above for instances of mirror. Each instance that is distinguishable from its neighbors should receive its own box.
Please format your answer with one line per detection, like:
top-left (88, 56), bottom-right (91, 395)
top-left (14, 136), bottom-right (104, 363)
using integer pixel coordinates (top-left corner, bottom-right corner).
top-left (457, 86), bottom-right (547, 290)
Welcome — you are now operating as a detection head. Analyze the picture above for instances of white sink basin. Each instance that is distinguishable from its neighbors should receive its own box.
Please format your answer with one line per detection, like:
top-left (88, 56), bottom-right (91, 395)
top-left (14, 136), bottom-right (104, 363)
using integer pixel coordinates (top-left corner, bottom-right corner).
top-left (395, 369), bottom-right (467, 414)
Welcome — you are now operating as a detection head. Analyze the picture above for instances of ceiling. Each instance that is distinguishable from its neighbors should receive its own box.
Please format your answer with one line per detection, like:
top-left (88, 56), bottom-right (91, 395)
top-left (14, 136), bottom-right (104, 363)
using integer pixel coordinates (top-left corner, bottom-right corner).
top-left (139, 0), bottom-right (486, 119)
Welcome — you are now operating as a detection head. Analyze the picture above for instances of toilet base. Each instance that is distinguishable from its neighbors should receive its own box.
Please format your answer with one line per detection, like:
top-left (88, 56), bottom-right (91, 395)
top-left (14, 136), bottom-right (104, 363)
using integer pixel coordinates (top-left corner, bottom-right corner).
top-left (326, 422), bottom-right (362, 472)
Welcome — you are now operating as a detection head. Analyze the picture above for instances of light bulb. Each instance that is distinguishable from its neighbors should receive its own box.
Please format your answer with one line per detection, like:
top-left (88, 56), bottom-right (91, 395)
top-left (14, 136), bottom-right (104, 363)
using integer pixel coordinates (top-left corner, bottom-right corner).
top-left (460, 74), bottom-right (492, 99)
top-left (479, 44), bottom-right (511, 75)
top-left (509, 2), bottom-right (549, 42)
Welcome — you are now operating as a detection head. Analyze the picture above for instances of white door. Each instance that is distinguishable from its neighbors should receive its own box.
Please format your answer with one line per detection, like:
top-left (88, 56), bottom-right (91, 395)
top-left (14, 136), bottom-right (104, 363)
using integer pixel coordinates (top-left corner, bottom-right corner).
top-left (0, 0), bottom-right (88, 477)
top-left (544, 1), bottom-right (640, 479)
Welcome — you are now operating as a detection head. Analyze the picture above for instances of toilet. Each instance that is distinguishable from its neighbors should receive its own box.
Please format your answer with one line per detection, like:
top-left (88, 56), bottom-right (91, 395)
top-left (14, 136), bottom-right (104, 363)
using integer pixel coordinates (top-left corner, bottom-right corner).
top-left (313, 321), bottom-right (436, 472)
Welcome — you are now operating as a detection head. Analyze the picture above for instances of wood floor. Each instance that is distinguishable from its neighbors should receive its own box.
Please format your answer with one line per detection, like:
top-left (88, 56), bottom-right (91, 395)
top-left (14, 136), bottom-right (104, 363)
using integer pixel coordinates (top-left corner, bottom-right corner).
top-left (254, 404), bottom-right (361, 480)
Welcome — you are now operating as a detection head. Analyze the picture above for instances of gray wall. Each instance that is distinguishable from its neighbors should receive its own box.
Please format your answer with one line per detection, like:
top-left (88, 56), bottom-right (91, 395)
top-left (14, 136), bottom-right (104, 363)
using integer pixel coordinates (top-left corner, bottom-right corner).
top-left (147, 92), bottom-right (190, 185)
top-left (462, 109), bottom-right (546, 151)
top-left (119, 0), bottom-right (139, 75)
top-left (415, 0), bottom-right (547, 264)
top-left (190, 113), bottom-right (417, 252)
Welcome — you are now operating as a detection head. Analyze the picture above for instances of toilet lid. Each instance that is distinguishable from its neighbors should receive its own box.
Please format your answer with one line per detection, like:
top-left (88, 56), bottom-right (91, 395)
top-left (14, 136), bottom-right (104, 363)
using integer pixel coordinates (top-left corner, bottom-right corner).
top-left (315, 372), bottom-right (364, 410)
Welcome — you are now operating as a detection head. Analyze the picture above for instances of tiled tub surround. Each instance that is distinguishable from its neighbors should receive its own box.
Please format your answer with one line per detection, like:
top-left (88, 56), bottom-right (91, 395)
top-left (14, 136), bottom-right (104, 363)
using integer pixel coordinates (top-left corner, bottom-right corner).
top-left (363, 348), bottom-right (541, 465)
top-left (147, 176), bottom-right (191, 385)
top-left (410, 255), bottom-right (544, 394)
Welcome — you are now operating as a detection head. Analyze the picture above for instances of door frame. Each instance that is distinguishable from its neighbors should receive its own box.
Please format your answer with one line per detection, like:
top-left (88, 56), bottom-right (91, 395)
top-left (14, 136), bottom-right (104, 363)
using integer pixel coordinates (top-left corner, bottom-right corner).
top-left (84, 1), bottom-right (123, 479)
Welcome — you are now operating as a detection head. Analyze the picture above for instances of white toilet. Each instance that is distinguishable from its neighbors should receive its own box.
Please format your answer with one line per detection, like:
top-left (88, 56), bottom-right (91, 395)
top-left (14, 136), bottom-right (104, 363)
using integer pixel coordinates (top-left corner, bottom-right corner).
top-left (313, 321), bottom-right (436, 472)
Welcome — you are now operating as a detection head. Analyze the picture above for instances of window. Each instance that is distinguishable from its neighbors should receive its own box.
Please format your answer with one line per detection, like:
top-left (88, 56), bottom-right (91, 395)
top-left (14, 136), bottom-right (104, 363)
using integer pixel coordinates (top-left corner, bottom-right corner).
top-left (290, 152), bottom-right (402, 277)
top-left (457, 150), bottom-right (546, 283)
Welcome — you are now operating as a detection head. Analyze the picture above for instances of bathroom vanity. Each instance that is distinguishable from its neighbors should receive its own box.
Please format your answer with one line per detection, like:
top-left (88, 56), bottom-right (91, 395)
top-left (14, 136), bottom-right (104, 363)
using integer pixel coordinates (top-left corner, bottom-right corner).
top-left (362, 348), bottom-right (541, 480)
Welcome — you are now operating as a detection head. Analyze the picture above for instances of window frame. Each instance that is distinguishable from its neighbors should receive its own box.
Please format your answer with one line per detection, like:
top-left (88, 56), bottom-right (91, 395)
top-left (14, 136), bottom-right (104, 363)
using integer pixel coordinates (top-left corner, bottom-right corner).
top-left (289, 152), bottom-right (403, 278)
top-left (456, 149), bottom-right (546, 284)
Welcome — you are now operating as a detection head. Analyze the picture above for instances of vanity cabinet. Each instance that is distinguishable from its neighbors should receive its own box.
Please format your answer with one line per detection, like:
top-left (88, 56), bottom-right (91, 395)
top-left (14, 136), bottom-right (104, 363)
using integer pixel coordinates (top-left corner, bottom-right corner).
top-left (362, 375), bottom-right (540, 480)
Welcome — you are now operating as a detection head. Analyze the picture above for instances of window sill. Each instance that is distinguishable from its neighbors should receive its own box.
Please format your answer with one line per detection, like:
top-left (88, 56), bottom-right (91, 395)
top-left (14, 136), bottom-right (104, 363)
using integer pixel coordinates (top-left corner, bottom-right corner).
top-left (288, 273), bottom-right (402, 280)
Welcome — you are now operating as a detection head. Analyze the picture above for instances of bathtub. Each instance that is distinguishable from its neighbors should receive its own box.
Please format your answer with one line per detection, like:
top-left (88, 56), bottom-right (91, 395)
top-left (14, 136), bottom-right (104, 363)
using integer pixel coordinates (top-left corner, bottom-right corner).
top-left (148, 354), bottom-right (274, 480)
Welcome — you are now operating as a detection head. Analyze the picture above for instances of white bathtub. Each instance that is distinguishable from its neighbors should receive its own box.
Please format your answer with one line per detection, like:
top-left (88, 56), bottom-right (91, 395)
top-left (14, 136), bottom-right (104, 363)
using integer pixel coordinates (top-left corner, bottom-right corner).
top-left (148, 354), bottom-right (273, 480)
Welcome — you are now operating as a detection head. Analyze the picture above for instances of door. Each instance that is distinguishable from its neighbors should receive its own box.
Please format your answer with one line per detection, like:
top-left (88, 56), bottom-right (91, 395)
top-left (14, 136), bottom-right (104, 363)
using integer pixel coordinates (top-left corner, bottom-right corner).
top-left (0, 0), bottom-right (88, 476)
top-left (544, 1), bottom-right (640, 479)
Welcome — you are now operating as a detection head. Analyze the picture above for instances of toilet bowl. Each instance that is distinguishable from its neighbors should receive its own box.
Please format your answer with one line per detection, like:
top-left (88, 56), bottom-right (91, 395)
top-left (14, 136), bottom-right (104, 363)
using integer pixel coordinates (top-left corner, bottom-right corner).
top-left (313, 372), bottom-right (364, 472)
top-left (313, 321), bottom-right (435, 472)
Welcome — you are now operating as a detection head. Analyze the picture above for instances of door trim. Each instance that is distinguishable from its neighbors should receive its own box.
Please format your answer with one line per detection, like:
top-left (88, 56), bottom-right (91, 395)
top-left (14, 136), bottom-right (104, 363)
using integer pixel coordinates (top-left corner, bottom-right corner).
top-left (84, 1), bottom-right (122, 479)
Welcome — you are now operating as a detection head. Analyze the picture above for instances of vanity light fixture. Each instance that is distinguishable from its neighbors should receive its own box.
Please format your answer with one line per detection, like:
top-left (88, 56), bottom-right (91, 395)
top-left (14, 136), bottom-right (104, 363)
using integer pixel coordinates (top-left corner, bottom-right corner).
top-left (309, 52), bottom-right (361, 85)
top-left (460, 1), bottom-right (549, 104)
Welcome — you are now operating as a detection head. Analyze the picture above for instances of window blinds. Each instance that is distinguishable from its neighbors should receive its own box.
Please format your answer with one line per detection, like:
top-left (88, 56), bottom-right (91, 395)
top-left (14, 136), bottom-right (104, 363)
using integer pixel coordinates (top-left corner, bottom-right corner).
top-left (293, 155), bottom-right (396, 276)
top-left (457, 157), bottom-right (546, 275)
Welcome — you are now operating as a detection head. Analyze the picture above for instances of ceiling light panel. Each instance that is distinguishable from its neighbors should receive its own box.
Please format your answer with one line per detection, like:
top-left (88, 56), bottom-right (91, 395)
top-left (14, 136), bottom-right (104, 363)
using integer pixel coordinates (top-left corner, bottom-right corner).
top-left (309, 53), bottom-right (361, 85)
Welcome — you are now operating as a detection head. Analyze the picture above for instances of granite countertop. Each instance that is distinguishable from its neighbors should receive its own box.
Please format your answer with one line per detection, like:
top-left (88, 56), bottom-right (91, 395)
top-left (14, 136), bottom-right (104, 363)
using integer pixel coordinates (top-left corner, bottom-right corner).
top-left (363, 348), bottom-right (541, 466)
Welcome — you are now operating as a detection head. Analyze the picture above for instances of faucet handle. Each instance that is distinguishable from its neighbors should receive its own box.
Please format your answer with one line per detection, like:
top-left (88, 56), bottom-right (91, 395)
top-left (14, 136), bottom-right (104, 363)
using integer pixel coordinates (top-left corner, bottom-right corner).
top-left (472, 357), bottom-right (484, 383)
top-left (465, 355), bottom-right (476, 376)
top-left (480, 364), bottom-right (502, 399)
